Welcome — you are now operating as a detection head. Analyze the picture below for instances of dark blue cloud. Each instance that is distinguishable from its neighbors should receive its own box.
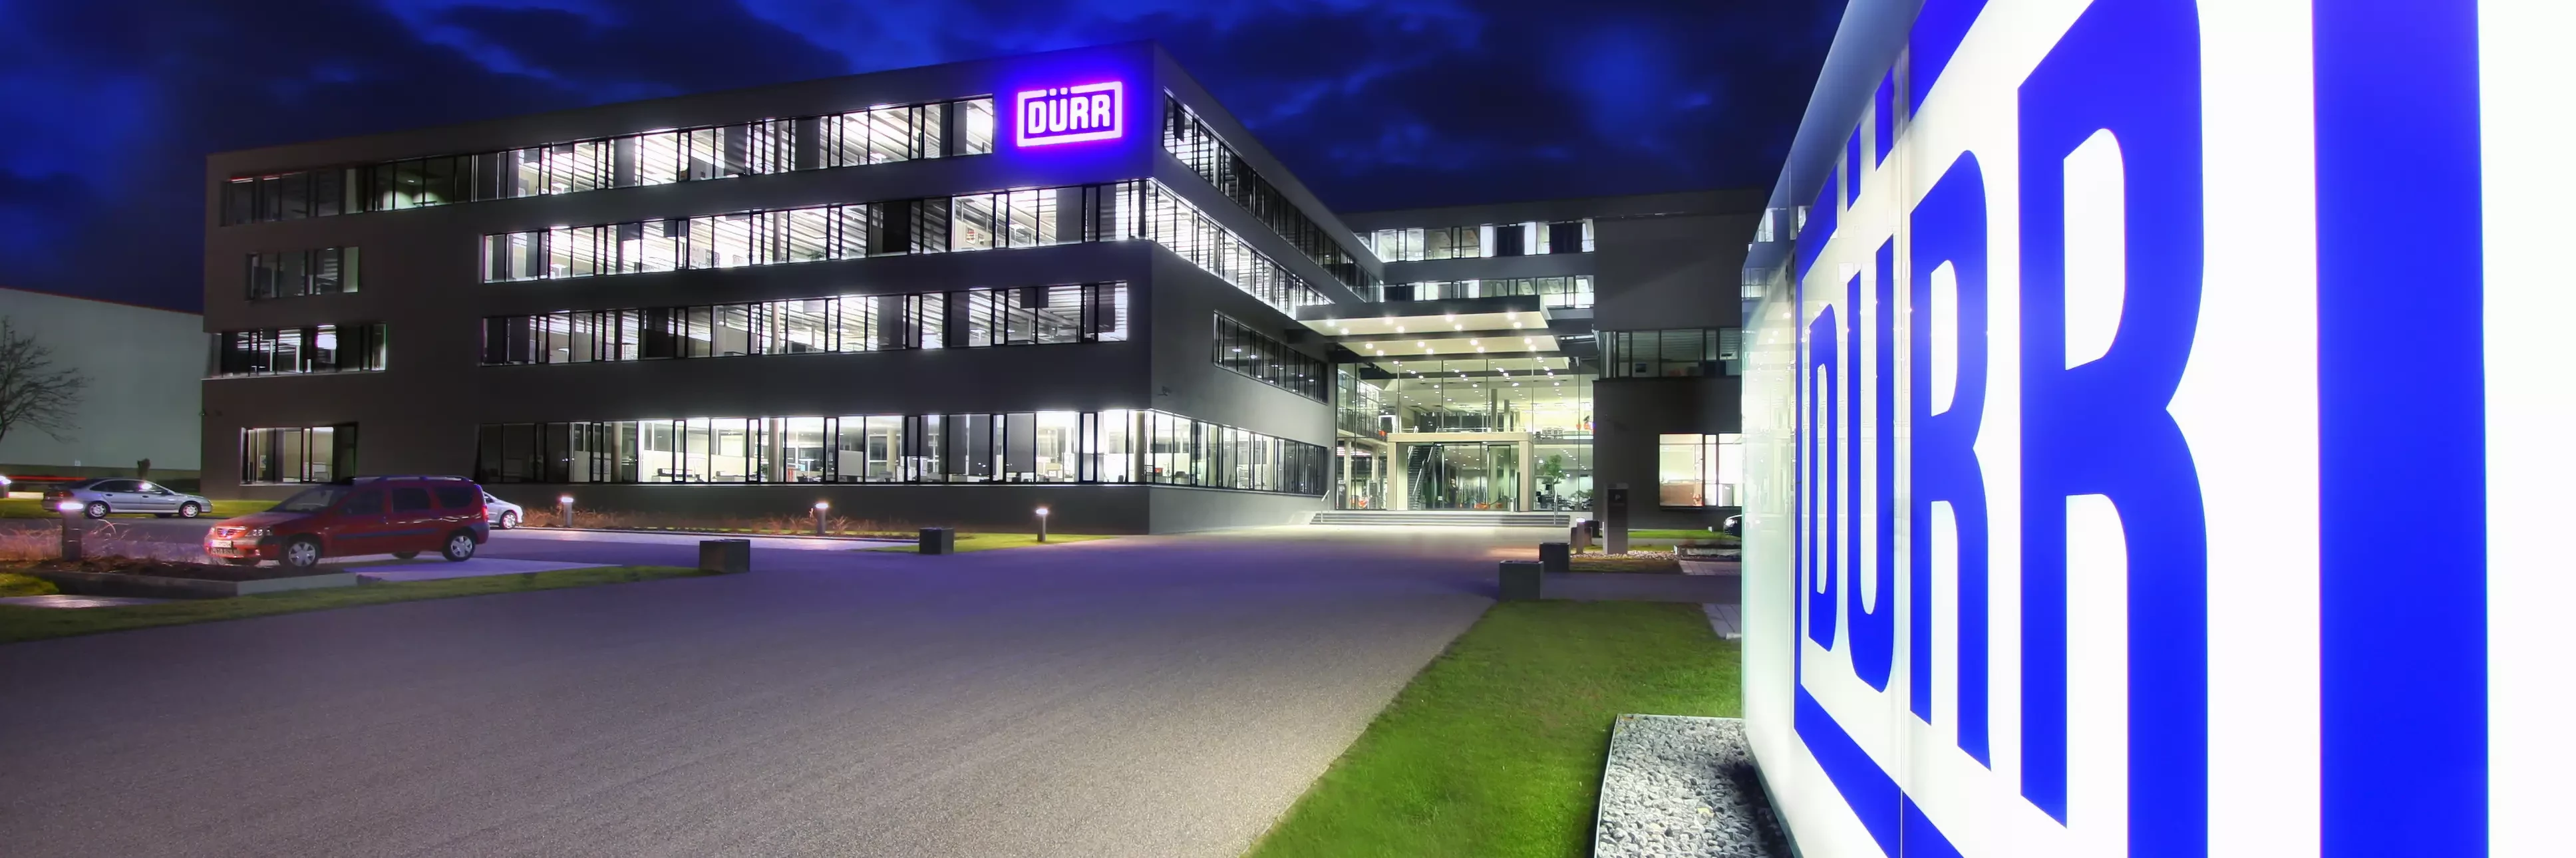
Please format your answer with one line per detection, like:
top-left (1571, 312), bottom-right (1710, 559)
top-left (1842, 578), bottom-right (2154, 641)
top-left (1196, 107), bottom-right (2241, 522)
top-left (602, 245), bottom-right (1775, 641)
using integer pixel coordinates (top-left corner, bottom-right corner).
top-left (0, 0), bottom-right (1841, 310)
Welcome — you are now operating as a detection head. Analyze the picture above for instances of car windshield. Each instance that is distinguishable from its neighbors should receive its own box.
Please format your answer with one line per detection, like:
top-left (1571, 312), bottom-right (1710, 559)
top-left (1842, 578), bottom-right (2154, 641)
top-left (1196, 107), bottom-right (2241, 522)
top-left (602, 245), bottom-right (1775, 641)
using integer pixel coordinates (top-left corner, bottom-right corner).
top-left (271, 486), bottom-right (349, 513)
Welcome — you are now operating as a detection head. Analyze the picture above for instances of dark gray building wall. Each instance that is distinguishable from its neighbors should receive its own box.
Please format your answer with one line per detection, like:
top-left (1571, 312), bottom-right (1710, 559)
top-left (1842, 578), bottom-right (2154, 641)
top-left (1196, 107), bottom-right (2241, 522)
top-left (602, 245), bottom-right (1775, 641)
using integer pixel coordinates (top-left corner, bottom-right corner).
top-left (1590, 211), bottom-right (1759, 331)
top-left (1143, 253), bottom-right (1335, 450)
top-left (482, 482), bottom-right (1151, 533)
top-left (1593, 376), bottom-right (1744, 530)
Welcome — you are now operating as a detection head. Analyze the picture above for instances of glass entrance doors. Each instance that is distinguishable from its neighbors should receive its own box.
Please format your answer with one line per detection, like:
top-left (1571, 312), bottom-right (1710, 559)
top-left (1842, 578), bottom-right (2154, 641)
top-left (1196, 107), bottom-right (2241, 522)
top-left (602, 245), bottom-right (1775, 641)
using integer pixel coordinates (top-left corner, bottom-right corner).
top-left (1405, 442), bottom-right (1521, 511)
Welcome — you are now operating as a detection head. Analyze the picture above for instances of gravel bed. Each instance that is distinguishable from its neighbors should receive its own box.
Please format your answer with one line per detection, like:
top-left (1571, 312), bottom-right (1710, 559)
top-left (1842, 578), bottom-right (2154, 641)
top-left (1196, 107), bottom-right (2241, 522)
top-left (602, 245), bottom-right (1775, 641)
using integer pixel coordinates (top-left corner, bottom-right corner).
top-left (1595, 714), bottom-right (1788, 858)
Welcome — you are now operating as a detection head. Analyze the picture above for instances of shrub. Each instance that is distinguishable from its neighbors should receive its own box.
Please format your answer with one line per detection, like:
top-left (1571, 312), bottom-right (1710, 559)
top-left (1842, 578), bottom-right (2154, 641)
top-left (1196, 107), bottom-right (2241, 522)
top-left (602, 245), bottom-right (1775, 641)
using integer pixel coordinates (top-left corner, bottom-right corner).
top-left (0, 571), bottom-right (59, 597)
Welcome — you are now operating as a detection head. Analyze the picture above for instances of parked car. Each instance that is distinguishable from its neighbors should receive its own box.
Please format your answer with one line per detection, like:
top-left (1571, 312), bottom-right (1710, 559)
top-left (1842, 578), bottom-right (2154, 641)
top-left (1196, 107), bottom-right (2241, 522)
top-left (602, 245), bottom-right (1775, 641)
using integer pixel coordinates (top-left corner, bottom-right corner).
top-left (483, 492), bottom-right (524, 529)
top-left (43, 478), bottom-right (215, 519)
top-left (204, 476), bottom-right (490, 570)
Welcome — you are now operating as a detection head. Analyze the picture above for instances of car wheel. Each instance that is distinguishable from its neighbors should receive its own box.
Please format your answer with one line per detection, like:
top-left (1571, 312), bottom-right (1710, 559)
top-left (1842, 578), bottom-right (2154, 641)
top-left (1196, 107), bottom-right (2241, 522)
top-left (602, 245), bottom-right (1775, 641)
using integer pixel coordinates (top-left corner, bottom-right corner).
top-left (440, 531), bottom-right (478, 563)
top-left (84, 501), bottom-right (109, 519)
top-left (222, 557), bottom-right (259, 567)
top-left (499, 510), bottom-right (520, 529)
top-left (281, 536), bottom-right (323, 571)
top-left (391, 550), bottom-right (420, 559)
top-left (178, 501), bottom-right (202, 519)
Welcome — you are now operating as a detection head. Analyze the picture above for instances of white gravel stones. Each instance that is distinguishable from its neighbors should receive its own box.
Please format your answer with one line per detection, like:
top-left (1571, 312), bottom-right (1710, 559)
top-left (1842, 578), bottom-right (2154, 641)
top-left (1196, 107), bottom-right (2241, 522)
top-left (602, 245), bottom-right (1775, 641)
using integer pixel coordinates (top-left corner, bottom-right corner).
top-left (1595, 714), bottom-right (1787, 858)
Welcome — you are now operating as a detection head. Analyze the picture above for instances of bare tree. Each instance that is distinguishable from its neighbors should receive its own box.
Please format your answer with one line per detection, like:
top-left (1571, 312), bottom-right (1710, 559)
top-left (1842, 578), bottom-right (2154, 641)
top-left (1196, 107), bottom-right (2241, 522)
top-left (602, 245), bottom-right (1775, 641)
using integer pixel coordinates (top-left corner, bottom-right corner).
top-left (0, 317), bottom-right (88, 447)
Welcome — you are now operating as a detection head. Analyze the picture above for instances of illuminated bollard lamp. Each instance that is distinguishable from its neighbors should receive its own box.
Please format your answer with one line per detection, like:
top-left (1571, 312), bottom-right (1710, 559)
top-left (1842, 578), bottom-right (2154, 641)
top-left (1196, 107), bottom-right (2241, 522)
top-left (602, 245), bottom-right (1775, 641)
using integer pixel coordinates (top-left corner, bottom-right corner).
top-left (558, 494), bottom-right (575, 528)
top-left (56, 500), bottom-right (84, 561)
top-left (813, 501), bottom-right (830, 536)
top-left (1035, 506), bottom-right (1049, 543)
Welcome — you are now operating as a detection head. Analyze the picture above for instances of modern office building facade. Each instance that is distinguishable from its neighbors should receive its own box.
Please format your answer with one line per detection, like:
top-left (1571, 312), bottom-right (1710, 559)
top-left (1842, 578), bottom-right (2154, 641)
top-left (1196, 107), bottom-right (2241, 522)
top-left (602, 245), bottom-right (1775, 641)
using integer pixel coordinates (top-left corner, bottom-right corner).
top-left (202, 42), bottom-right (1757, 533)
top-left (1336, 191), bottom-right (1760, 528)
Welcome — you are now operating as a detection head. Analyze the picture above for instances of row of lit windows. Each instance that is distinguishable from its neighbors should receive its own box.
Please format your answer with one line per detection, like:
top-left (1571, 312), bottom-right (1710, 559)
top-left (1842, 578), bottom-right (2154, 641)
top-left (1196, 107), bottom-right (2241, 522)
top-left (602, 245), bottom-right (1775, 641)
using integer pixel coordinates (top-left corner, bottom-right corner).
top-left (483, 179), bottom-right (1333, 316)
top-left (1603, 329), bottom-right (1743, 378)
top-left (220, 98), bottom-right (995, 225)
top-left (1658, 433), bottom-right (1744, 508)
top-left (1364, 221), bottom-right (1595, 261)
top-left (242, 425), bottom-right (354, 484)
top-left (1162, 97), bottom-right (1374, 295)
top-left (245, 247), bottom-right (359, 300)
top-left (472, 410), bottom-right (1329, 495)
top-left (214, 324), bottom-right (387, 378)
top-left (1378, 276), bottom-right (1593, 309)
top-left (1211, 314), bottom-right (1328, 402)
top-left (480, 284), bottom-right (1128, 365)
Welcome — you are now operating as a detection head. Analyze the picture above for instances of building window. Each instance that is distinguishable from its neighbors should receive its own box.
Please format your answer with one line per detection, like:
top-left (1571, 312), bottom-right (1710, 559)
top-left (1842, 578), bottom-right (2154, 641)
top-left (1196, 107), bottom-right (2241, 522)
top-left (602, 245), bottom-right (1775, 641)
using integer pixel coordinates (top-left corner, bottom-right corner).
top-left (1658, 433), bottom-right (1742, 507)
top-left (1603, 329), bottom-right (1742, 378)
top-left (215, 324), bottom-right (388, 376)
top-left (1163, 97), bottom-right (1374, 296)
top-left (1380, 276), bottom-right (1592, 309)
top-left (1212, 314), bottom-right (1328, 400)
top-left (219, 97), bottom-right (997, 225)
top-left (473, 410), bottom-right (1327, 495)
top-left (479, 283), bottom-right (1125, 366)
top-left (1367, 219), bottom-right (1594, 260)
top-left (242, 425), bottom-right (355, 484)
top-left (245, 247), bottom-right (359, 299)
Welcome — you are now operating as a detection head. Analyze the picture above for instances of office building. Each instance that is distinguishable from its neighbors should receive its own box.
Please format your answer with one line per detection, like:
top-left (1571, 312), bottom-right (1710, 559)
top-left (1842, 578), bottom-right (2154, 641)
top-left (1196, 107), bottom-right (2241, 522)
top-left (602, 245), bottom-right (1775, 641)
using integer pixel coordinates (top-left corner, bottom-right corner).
top-left (202, 42), bottom-right (1754, 533)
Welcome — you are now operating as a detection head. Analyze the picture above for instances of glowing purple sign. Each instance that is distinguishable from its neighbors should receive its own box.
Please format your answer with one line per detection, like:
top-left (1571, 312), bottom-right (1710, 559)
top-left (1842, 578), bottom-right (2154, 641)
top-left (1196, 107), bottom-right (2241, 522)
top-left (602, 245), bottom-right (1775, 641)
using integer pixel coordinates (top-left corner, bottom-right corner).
top-left (1014, 81), bottom-right (1124, 148)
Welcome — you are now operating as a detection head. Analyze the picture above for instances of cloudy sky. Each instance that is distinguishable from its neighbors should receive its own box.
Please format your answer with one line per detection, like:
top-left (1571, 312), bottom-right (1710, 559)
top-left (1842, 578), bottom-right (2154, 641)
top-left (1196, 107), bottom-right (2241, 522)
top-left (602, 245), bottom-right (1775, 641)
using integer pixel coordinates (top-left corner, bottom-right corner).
top-left (0, 0), bottom-right (1842, 311)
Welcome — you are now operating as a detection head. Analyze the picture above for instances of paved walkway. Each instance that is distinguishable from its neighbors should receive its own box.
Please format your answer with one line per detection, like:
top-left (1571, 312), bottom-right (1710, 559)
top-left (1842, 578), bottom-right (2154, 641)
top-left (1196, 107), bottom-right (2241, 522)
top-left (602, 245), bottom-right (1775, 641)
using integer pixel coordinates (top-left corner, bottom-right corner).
top-left (0, 525), bottom-right (1519, 858)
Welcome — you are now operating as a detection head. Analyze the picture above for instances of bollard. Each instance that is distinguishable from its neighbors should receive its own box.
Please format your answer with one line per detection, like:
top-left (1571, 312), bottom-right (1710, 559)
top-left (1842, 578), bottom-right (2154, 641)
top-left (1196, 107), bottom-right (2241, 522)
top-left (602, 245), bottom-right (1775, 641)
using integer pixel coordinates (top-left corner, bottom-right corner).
top-left (56, 500), bottom-right (83, 561)
top-left (1538, 541), bottom-right (1571, 573)
top-left (1569, 521), bottom-right (1591, 552)
top-left (919, 527), bottom-right (957, 555)
top-left (697, 539), bottom-right (750, 574)
top-left (1498, 561), bottom-right (1543, 601)
top-left (1035, 506), bottom-right (1049, 543)
top-left (558, 495), bottom-right (574, 528)
top-left (813, 501), bottom-right (830, 536)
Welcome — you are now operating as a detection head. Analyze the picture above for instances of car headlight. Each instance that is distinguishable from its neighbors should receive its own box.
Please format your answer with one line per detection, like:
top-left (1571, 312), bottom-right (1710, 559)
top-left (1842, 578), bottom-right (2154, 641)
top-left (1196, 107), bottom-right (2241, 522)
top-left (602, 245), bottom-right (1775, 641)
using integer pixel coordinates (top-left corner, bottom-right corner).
top-left (244, 527), bottom-right (273, 537)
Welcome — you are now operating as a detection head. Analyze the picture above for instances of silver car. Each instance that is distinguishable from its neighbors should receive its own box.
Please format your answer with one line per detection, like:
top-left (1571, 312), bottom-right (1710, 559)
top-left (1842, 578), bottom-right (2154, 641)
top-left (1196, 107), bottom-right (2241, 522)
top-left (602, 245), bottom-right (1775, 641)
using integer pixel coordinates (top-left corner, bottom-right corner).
top-left (44, 478), bottom-right (215, 519)
top-left (482, 492), bottom-right (524, 529)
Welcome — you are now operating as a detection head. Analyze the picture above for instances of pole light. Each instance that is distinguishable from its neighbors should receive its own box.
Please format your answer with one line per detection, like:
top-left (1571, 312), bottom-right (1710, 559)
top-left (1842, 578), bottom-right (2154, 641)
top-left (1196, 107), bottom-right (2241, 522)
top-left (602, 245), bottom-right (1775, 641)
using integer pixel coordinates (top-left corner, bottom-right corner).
top-left (1035, 505), bottom-right (1049, 543)
top-left (56, 500), bottom-right (82, 561)
top-left (814, 500), bottom-right (830, 536)
top-left (558, 495), bottom-right (575, 528)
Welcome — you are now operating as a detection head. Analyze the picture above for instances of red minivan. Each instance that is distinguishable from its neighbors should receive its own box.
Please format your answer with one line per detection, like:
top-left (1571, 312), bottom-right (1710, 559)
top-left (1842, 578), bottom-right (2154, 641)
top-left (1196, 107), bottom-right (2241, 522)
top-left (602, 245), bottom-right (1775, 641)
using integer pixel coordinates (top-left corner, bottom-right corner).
top-left (205, 476), bottom-right (492, 570)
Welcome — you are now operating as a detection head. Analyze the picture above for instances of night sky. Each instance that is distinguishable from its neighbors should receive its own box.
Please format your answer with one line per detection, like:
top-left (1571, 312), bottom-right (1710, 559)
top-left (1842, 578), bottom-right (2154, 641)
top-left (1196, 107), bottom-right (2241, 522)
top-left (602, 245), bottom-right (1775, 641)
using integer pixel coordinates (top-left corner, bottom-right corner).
top-left (0, 0), bottom-right (1843, 312)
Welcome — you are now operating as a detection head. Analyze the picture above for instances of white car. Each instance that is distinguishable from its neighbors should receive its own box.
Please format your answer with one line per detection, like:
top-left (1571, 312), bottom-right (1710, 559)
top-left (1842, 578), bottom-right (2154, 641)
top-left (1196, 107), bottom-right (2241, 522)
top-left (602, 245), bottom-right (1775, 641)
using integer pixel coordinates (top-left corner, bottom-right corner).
top-left (482, 492), bottom-right (524, 529)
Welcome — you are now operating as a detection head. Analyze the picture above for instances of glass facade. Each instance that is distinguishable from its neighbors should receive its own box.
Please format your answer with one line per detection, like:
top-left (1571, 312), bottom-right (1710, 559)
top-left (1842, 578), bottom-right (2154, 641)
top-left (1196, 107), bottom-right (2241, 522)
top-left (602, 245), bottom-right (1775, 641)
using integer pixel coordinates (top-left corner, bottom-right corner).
top-left (474, 410), bottom-right (1327, 495)
top-left (220, 97), bottom-right (996, 225)
top-left (1162, 96), bottom-right (1373, 296)
top-left (1602, 328), bottom-right (1743, 378)
top-left (1364, 219), bottom-right (1593, 261)
top-left (1211, 314), bottom-right (1327, 400)
top-left (1657, 433), bottom-right (1742, 507)
top-left (481, 284), bottom-right (1127, 364)
top-left (245, 247), bottom-right (359, 299)
top-left (1330, 357), bottom-right (1594, 512)
top-left (242, 425), bottom-right (355, 484)
top-left (1375, 276), bottom-right (1593, 308)
top-left (216, 324), bottom-right (387, 376)
top-left (480, 180), bottom-right (1330, 316)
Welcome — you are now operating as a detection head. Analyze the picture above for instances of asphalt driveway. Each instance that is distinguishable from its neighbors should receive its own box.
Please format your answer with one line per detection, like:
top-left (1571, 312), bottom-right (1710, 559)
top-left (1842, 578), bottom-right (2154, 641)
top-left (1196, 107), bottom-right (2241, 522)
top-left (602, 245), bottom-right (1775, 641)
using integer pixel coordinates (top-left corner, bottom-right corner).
top-left (0, 525), bottom-right (1541, 857)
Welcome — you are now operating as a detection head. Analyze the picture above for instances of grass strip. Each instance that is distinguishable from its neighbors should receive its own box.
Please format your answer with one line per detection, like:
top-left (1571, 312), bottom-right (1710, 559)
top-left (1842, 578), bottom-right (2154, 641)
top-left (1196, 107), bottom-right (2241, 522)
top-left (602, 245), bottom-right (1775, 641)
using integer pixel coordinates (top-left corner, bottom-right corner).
top-left (1566, 553), bottom-right (1683, 573)
top-left (0, 498), bottom-right (275, 519)
top-left (1623, 528), bottom-right (1740, 543)
top-left (0, 565), bottom-right (707, 644)
top-left (1245, 601), bottom-right (1740, 858)
top-left (0, 572), bottom-right (59, 597)
top-left (862, 533), bottom-right (1116, 553)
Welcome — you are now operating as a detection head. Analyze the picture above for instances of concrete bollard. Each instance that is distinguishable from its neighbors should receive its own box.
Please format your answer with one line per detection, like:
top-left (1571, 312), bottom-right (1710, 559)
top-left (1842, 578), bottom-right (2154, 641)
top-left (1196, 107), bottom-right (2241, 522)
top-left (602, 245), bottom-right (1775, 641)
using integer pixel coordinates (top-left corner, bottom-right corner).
top-left (919, 527), bottom-right (957, 555)
top-left (1498, 560), bottom-right (1544, 601)
top-left (1569, 521), bottom-right (1591, 552)
top-left (1539, 541), bottom-right (1571, 573)
top-left (697, 539), bottom-right (750, 574)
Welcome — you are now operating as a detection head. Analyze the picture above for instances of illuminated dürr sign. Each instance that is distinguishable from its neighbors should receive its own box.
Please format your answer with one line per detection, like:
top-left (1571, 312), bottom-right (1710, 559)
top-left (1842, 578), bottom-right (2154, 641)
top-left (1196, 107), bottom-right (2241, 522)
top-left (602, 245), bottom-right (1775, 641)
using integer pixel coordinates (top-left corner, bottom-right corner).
top-left (1014, 81), bottom-right (1124, 147)
top-left (1742, 0), bottom-right (2555, 855)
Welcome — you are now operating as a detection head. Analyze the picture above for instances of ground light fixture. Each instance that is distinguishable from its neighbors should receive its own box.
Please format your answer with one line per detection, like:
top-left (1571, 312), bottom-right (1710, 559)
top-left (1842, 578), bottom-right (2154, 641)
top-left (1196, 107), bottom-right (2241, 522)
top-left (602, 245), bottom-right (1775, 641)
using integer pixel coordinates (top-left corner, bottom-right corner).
top-left (1035, 506), bottom-right (1050, 542)
top-left (813, 500), bottom-right (831, 535)
top-left (558, 494), bottom-right (575, 528)
top-left (56, 500), bottom-right (82, 560)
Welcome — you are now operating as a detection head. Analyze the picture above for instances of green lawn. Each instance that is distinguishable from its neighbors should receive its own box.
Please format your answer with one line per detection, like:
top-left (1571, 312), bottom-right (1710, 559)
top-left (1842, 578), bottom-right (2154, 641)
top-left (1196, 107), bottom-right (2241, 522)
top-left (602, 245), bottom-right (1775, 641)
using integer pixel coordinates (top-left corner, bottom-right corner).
top-left (1565, 553), bottom-right (1682, 573)
top-left (1245, 601), bottom-right (1740, 858)
top-left (863, 532), bottom-right (1118, 553)
top-left (0, 572), bottom-right (58, 597)
top-left (0, 565), bottom-right (707, 644)
top-left (0, 498), bottom-right (275, 519)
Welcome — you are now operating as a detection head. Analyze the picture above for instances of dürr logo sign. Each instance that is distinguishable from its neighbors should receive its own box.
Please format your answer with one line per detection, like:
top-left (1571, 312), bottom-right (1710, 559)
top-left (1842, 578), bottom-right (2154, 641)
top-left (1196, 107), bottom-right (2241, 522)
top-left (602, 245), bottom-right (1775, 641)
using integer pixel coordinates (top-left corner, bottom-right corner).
top-left (1015, 81), bottom-right (1124, 147)
top-left (1742, 0), bottom-right (2552, 855)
